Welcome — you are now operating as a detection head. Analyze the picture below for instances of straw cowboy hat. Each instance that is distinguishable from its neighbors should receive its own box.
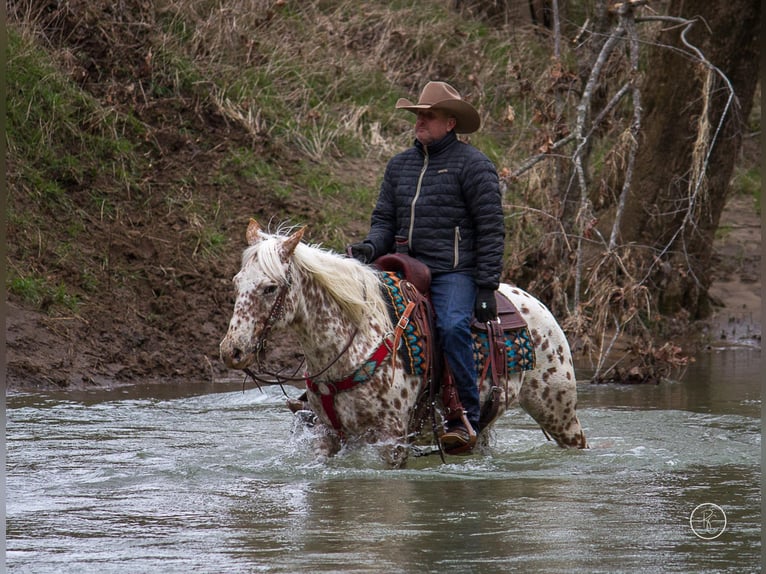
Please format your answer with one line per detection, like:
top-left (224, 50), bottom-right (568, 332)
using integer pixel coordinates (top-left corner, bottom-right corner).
top-left (395, 81), bottom-right (481, 134)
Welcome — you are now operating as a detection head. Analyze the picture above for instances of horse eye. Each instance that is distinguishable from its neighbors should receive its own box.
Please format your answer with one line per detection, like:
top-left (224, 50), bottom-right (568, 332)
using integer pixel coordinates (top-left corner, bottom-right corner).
top-left (263, 285), bottom-right (278, 295)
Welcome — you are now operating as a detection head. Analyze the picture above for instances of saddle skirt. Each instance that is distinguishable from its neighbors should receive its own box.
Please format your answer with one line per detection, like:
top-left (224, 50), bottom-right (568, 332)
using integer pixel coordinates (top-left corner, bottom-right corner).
top-left (471, 318), bottom-right (536, 377)
top-left (471, 292), bottom-right (536, 375)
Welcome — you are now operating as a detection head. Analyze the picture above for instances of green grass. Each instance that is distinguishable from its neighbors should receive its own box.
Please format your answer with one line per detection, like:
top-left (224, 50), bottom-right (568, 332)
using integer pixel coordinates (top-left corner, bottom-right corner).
top-left (7, 29), bottom-right (145, 210)
top-left (8, 275), bottom-right (81, 312)
top-left (732, 166), bottom-right (761, 214)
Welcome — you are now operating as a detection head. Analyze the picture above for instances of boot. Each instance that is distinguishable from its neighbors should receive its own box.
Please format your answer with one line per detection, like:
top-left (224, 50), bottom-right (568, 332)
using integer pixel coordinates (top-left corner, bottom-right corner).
top-left (440, 422), bottom-right (477, 455)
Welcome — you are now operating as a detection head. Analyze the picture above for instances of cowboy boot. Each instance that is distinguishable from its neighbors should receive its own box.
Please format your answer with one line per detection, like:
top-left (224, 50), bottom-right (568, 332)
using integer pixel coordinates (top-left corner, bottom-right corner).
top-left (440, 412), bottom-right (477, 455)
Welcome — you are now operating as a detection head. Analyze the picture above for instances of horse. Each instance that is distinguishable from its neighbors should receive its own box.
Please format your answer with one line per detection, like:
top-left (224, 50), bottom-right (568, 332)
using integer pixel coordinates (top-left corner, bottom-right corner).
top-left (219, 219), bottom-right (587, 467)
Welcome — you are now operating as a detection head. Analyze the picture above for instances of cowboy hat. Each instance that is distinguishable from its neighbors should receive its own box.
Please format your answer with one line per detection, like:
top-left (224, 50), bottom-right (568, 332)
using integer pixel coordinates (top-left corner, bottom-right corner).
top-left (395, 81), bottom-right (480, 134)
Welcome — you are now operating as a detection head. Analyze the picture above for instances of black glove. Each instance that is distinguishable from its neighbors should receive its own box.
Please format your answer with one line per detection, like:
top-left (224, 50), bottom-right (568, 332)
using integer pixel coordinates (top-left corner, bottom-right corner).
top-left (474, 288), bottom-right (497, 323)
top-left (348, 242), bottom-right (375, 264)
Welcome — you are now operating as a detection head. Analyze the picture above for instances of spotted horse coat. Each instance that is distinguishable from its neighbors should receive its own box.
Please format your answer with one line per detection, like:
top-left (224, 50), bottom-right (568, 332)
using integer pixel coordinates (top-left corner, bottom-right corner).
top-left (219, 219), bottom-right (587, 467)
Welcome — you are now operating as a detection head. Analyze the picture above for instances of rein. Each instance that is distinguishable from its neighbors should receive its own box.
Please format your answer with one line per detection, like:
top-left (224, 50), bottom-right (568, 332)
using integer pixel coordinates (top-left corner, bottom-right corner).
top-left (243, 263), bottom-right (363, 388)
top-left (244, 326), bottom-right (360, 388)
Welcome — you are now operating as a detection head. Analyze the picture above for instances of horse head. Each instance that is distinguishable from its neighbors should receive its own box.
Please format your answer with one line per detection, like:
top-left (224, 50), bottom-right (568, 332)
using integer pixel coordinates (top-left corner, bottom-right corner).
top-left (219, 219), bottom-right (305, 370)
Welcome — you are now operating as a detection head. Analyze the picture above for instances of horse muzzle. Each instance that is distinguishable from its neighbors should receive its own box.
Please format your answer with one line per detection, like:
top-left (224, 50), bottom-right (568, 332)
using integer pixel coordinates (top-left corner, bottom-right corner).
top-left (219, 334), bottom-right (259, 369)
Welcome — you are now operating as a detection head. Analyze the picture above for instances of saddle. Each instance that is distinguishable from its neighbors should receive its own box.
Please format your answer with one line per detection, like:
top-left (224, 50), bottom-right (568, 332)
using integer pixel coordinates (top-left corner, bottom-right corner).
top-left (375, 253), bottom-right (536, 439)
top-left (375, 253), bottom-right (431, 294)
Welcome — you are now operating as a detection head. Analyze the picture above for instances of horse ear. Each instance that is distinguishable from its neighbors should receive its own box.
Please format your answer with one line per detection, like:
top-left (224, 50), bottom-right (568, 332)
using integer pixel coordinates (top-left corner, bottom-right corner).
top-left (246, 218), bottom-right (262, 245)
top-left (280, 226), bottom-right (306, 261)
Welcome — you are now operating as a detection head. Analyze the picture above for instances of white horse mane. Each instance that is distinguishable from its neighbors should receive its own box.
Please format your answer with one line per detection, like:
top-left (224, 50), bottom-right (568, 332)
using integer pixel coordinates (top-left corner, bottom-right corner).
top-left (243, 229), bottom-right (389, 331)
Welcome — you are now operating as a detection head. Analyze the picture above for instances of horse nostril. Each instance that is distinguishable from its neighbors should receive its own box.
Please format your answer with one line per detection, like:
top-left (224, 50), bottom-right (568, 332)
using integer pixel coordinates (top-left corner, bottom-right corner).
top-left (231, 348), bottom-right (242, 361)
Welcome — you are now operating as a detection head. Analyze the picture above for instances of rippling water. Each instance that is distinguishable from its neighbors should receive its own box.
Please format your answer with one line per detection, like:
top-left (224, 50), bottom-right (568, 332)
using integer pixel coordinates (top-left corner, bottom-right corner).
top-left (7, 349), bottom-right (761, 573)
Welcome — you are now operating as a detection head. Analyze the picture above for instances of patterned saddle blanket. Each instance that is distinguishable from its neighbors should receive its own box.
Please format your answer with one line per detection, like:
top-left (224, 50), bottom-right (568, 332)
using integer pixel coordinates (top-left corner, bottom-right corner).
top-left (379, 271), bottom-right (536, 377)
top-left (379, 271), bottom-right (430, 375)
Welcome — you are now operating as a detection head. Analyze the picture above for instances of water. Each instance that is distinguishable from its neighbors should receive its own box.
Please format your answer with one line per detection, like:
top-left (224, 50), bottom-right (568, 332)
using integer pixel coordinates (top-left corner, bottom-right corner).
top-left (7, 348), bottom-right (761, 573)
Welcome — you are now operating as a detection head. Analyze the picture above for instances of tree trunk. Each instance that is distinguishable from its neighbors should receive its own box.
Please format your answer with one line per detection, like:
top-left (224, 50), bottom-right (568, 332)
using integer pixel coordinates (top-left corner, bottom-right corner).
top-left (618, 0), bottom-right (760, 318)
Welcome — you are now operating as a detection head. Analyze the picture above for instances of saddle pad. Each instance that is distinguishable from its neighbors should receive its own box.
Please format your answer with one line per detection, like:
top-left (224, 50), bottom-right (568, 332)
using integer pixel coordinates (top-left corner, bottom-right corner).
top-left (471, 325), bottom-right (536, 375)
top-left (379, 271), bottom-right (428, 376)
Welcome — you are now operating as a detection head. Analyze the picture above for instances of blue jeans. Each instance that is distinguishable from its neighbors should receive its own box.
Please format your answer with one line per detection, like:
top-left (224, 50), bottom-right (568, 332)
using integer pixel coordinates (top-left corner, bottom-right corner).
top-left (430, 272), bottom-right (479, 431)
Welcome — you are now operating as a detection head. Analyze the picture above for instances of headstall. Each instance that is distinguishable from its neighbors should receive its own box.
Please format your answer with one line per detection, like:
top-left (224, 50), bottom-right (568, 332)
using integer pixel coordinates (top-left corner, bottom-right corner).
top-left (252, 267), bottom-right (293, 356)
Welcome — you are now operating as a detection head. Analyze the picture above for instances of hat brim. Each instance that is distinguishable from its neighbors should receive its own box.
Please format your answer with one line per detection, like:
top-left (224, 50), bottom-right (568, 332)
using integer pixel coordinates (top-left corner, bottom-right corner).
top-left (396, 97), bottom-right (481, 134)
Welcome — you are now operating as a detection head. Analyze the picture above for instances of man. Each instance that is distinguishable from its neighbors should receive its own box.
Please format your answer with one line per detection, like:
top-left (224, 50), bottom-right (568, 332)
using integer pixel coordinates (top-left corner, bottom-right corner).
top-left (349, 81), bottom-right (505, 454)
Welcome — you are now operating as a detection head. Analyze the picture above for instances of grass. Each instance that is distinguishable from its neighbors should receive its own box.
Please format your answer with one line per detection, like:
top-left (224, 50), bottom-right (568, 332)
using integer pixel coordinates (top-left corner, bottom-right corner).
top-left (731, 166), bottom-right (761, 214)
top-left (8, 274), bottom-right (81, 313)
top-left (7, 28), bottom-right (146, 213)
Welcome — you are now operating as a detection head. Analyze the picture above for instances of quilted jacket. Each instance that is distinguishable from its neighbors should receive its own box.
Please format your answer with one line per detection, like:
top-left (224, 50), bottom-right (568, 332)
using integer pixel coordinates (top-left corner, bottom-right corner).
top-left (364, 131), bottom-right (505, 289)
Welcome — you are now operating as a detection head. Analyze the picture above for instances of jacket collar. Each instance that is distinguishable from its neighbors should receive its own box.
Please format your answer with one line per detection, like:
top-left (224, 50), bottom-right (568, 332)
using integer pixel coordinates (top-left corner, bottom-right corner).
top-left (414, 130), bottom-right (458, 156)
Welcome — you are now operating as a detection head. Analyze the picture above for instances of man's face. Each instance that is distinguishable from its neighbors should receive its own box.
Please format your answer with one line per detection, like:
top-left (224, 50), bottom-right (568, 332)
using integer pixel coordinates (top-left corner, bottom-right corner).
top-left (414, 110), bottom-right (456, 145)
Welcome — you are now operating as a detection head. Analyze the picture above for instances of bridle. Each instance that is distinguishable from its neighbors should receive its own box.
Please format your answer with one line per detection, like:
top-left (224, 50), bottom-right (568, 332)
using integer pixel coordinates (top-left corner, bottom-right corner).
top-left (250, 266), bottom-right (293, 357)
top-left (242, 264), bottom-right (361, 390)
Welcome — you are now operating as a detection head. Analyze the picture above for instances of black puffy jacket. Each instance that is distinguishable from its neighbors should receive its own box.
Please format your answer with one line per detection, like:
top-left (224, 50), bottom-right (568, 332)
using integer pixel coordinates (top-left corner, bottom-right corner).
top-left (364, 131), bottom-right (505, 289)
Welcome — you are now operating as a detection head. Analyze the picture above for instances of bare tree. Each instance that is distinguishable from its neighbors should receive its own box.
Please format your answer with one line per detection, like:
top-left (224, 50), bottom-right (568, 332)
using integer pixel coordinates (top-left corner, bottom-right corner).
top-left (507, 0), bottom-right (759, 381)
top-left (618, 0), bottom-right (760, 319)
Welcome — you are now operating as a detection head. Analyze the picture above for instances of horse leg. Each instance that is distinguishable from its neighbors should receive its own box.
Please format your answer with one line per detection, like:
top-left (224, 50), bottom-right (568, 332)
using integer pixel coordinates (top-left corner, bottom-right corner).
top-left (357, 423), bottom-right (411, 468)
top-left (379, 442), bottom-right (409, 468)
top-left (303, 425), bottom-right (342, 461)
top-left (518, 369), bottom-right (587, 449)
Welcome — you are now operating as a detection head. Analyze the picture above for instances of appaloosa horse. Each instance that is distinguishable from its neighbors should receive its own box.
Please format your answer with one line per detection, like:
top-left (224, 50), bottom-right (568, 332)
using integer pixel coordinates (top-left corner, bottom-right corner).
top-left (220, 220), bottom-right (587, 467)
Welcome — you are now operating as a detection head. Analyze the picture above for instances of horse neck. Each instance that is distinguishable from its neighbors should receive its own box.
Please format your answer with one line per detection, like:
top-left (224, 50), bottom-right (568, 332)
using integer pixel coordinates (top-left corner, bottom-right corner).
top-left (290, 272), bottom-right (389, 378)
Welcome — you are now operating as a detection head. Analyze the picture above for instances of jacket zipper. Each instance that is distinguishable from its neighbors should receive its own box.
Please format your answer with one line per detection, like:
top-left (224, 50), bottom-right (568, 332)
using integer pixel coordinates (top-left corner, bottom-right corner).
top-left (408, 148), bottom-right (429, 246)
top-left (453, 226), bottom-right (461, 267)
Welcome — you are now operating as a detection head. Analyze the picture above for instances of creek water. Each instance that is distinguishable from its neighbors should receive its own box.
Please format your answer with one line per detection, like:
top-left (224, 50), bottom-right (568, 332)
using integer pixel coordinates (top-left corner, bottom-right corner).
top-left (6, 347), bottom-right (762, 573)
